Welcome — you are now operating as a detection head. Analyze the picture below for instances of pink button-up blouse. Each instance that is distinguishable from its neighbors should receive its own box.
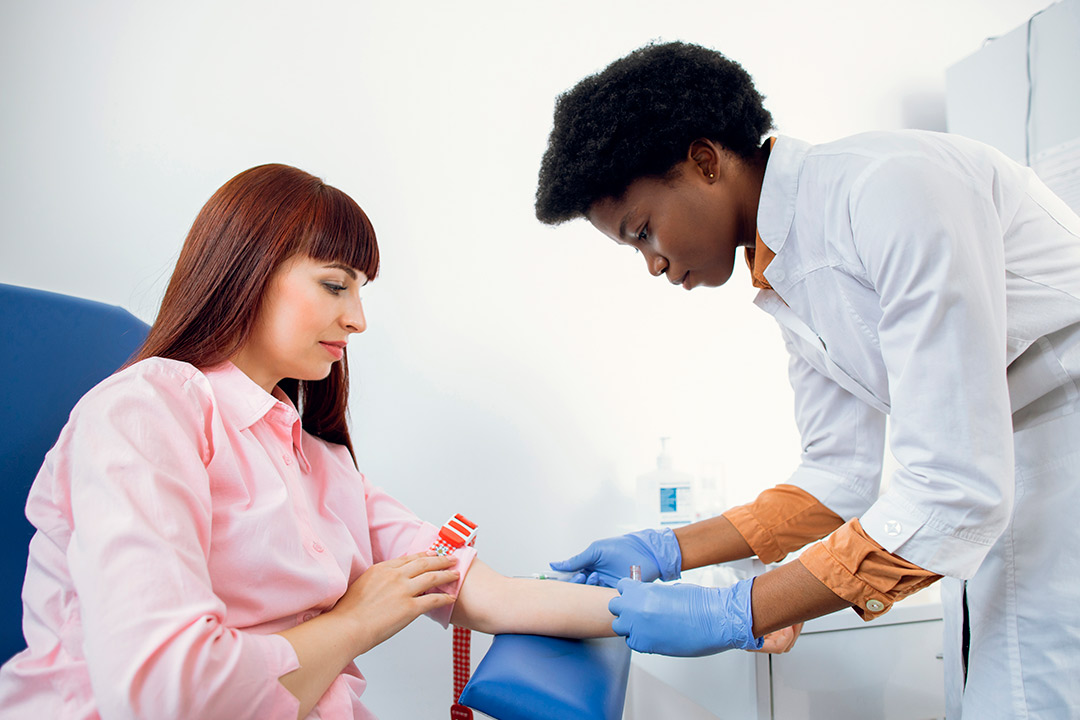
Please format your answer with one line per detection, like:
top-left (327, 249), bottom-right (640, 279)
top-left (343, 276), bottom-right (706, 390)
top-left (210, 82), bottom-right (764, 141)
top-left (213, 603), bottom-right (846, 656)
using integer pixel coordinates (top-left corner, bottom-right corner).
top-left (0, 358), bottom-right (473, 719)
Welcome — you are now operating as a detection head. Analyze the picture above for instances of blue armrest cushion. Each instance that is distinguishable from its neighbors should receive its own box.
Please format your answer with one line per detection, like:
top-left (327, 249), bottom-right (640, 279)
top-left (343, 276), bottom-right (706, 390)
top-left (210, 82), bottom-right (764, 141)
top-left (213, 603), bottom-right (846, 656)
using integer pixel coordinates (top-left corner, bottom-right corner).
top-left (459, 634), bottom-right (630, 720)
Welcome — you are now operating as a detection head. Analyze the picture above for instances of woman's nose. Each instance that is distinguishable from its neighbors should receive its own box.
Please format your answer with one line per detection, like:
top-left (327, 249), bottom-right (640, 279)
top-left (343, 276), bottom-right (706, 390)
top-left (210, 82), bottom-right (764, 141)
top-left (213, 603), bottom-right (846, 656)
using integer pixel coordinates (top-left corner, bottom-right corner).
top-left (344, 299), bottom-right (367, 334)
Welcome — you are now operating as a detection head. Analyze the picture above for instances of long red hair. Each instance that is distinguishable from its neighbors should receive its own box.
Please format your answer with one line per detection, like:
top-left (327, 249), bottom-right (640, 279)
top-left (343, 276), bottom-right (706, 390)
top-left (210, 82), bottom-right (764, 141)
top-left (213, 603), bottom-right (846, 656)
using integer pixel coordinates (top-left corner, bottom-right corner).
top-left (132, 164), bottom-right (379, 461)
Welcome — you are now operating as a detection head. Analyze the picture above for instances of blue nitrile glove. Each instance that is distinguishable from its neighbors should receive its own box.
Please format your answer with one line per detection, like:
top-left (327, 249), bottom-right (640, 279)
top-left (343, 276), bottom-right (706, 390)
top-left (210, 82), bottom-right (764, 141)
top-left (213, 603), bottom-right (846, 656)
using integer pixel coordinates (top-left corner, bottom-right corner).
top-left (549, 528), bottom-right (683, 587)
top-left (608, 577), bottom-right (763, 656)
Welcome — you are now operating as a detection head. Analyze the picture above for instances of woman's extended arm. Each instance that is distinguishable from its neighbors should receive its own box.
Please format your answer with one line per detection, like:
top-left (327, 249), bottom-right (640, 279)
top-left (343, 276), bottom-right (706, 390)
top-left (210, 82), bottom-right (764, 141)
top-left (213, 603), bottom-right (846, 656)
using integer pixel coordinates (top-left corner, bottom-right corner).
top-left (449, 559), bottom-right (617, 637)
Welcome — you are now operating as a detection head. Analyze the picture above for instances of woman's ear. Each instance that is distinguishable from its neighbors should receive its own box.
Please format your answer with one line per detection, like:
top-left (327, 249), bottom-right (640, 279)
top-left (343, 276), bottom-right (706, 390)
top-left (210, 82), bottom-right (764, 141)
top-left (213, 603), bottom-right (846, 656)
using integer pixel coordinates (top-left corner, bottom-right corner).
top-left (688, 139), bottom-right (719, 182)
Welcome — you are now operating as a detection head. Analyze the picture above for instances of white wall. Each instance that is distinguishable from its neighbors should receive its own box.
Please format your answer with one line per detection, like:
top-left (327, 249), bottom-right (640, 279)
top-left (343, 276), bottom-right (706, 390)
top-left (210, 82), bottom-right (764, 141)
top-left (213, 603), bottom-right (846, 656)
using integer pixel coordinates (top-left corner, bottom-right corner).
top-left (947, 0), bottom-right (1080, 213)
top-left (0, 1), bottom-right (1054, 716)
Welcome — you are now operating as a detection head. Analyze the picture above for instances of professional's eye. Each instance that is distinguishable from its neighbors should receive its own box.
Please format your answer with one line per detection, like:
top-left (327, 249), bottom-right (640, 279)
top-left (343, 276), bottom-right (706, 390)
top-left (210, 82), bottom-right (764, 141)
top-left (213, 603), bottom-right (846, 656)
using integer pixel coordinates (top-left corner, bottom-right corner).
top-left (322, 282), bottom-right (347, 295)
top-left (636, 225), bottom-right (649, 243)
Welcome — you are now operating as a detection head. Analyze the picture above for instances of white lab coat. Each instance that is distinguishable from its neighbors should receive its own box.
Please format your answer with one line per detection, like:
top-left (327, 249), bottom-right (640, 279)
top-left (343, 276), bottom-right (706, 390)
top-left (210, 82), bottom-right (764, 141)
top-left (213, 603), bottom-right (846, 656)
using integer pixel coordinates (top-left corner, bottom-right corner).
top-left (756, 132), bottom-right (1080, 718)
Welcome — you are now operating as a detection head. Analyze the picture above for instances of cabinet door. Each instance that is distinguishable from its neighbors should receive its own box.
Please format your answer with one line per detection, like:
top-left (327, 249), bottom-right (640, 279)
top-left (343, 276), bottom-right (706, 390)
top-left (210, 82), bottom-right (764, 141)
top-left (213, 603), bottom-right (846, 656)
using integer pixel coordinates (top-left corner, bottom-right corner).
top-left (766, 620), bottom-right (945, 720)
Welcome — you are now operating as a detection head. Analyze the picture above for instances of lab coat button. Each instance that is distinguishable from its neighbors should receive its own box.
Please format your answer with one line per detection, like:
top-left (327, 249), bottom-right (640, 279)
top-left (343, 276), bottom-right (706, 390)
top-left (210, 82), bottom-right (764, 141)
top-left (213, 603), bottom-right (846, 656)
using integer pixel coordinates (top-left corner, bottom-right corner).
top-left (885, 520), bottom-right (902, 536)
top-left (866, 599), bottom-right (885, 613)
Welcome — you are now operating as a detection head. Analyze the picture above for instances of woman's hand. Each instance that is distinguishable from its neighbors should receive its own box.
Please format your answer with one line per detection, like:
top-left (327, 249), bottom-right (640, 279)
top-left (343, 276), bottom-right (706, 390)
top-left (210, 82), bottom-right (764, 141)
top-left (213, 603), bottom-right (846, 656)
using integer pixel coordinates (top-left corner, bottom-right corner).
top-left (332, 551), bottom-right (461, 655)
top-left (753, 623), bottom-right (803, 654)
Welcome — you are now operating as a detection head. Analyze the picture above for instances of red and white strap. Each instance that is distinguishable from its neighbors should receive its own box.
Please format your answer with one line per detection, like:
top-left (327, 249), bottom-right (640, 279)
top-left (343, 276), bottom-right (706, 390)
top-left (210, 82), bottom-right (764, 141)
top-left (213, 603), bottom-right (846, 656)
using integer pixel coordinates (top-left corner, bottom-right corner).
top-left (427, 513), bottom-right (478, 720)
top-left (451, 625), bottom-right (473, 720)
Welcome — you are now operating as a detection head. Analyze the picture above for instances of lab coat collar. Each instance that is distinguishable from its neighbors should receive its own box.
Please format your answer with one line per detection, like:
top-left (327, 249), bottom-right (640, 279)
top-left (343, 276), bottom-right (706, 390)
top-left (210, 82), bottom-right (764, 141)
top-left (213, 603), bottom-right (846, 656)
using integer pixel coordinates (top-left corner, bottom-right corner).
top-left (756, 135), bottom-right (812, 259)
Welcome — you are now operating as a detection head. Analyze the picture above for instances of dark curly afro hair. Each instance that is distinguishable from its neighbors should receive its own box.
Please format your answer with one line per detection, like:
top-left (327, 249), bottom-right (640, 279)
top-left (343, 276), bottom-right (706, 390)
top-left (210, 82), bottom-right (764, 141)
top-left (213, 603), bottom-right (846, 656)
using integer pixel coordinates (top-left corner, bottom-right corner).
top-left (535, 41), bottom-right (773, 225)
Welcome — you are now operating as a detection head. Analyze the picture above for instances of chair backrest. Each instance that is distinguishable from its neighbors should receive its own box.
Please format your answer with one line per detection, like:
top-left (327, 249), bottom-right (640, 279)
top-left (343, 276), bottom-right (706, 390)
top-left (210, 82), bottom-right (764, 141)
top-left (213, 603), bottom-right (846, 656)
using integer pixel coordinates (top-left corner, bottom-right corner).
top-left (0, 284), bottom-right (150, 663)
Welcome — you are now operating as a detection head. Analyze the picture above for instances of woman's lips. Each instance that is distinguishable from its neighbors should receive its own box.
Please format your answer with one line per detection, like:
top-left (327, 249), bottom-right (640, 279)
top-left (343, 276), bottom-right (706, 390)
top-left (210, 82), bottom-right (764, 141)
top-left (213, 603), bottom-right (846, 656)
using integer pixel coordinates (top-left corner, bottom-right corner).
top-left (319, 341), bottom-right (345, 360)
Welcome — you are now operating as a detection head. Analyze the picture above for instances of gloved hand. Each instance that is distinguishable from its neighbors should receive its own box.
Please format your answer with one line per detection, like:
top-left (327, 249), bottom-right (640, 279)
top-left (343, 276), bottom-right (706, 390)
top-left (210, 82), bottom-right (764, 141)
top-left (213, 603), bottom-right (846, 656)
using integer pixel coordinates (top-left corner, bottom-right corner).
top-left (608, 577), bottom-right (763, 656)
top-left (549, 528), bottom-right (683, 587)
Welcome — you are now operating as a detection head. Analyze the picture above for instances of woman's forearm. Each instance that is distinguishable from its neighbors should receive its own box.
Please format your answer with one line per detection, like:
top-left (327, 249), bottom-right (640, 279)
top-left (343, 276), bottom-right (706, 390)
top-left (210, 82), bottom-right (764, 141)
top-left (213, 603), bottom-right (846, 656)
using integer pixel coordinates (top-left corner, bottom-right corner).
top-left (451, 559), bottom-right (617, 637)
top-left (276, 613), bottom-right (367, 720)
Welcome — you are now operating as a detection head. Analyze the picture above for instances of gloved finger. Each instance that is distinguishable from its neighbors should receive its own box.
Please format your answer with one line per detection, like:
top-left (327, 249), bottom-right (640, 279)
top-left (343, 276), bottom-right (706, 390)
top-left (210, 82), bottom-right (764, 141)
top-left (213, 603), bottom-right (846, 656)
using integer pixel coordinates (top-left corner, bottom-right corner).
top-left (568, 572), bottom-right (587, 584)
top-left (608, 593), bottom-right (625, 617)
top-left (611, 615), bottom-right (632, 638)
top-left (585, 572), bottom-right (600, 586)
top-left (609, 604), bottom-right (630, 639)
top-left (548, 546), bottom-right (600, 572)
top-left (615, 577), bottom-right (640, 595)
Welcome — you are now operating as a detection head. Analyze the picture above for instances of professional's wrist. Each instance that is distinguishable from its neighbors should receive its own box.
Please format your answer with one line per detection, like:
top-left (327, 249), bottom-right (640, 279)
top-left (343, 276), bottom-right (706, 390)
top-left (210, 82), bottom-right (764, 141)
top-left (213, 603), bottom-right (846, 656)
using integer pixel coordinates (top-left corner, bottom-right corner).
top-left (721, 578), bottom-right (763, 651)
top-left (654, 527), bottom-right (683, 581)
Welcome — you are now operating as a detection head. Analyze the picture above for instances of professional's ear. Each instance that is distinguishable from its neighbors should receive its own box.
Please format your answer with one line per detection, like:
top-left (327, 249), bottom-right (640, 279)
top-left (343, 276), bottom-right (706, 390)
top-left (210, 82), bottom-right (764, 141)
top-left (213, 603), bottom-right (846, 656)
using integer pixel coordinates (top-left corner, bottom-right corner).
top-left (688, 139), bottom-right (720, 182)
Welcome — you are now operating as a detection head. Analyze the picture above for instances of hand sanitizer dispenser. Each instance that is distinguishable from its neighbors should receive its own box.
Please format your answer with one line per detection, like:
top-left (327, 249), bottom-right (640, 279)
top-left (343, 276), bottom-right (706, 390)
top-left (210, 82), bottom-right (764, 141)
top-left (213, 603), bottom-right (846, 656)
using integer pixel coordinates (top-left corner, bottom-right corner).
top-left (636, 437), bottom-right (695, 528)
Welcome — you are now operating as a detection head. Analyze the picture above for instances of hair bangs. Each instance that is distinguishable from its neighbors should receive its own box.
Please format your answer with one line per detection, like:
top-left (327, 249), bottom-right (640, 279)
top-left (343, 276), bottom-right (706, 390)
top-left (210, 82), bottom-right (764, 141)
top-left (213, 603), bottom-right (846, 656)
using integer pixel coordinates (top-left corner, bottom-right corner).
top-left (302, 186), bottom-right (381, 282)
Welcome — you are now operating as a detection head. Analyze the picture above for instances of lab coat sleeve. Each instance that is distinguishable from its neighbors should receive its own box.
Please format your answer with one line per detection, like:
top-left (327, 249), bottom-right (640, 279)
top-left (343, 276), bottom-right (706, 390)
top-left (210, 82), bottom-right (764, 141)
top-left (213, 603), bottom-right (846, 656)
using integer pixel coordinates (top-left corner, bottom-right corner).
top-left (849, 156), bottom-right (1014, 578)
top-left (783, 330), bottom-right (888, 522)
top-left (54, 363), bottom-right (301, 720)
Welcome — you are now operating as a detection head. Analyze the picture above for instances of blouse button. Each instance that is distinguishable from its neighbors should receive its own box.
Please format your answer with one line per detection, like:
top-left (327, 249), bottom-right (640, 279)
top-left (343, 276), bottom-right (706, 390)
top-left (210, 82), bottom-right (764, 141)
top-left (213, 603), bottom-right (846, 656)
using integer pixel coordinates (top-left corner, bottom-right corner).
top-left (885, 520), bottom-right (902, 536)
top-left (283, 453), bottom-right (293, 466)
top-left (866, 599), bottom-right (886, 613)
top-left (301, 612), bottom-right (315, 622)
top-left (312, 541), bottom-right (325, 553)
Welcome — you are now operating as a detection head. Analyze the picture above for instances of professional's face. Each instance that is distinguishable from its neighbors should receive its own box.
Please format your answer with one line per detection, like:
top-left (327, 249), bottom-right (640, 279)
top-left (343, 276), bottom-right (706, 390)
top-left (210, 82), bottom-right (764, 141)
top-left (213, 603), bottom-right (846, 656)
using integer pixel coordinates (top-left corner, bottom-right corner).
top-left (587, 142), bottom-right (764, 290)
top-left (232, 255), bottom-right (367, 393)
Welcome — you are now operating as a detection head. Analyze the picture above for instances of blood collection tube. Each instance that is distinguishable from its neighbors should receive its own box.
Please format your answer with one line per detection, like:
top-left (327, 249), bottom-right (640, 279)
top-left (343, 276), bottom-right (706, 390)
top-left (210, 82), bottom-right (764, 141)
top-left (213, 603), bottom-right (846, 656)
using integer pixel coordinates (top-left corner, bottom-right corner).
top-left (630, 564), bottom-right (642, 582)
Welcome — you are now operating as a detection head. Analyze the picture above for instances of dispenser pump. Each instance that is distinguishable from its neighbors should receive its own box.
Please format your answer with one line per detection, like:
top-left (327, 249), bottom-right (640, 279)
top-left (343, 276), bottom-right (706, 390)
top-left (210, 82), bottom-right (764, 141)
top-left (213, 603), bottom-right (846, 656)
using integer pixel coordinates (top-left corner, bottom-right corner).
top-left (657, 437), bottom-right (674, 470)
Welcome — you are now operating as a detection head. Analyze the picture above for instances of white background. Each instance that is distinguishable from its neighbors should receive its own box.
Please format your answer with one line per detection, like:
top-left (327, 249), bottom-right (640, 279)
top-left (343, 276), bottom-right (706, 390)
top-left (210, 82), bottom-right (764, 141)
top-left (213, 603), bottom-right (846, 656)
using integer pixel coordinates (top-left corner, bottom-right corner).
top-left (0, 1), bottom-right (1054, 716)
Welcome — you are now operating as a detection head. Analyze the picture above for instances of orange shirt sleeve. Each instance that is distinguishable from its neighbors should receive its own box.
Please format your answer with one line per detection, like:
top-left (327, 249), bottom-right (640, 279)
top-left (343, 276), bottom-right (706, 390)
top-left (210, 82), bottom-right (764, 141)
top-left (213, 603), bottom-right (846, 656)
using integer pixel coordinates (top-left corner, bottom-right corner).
top-left (798, 518), bottom-right (942, 620)
top-left (723, 485), bottom-right (942, 620)
top-left (722, 484), bottom-right (844, 563)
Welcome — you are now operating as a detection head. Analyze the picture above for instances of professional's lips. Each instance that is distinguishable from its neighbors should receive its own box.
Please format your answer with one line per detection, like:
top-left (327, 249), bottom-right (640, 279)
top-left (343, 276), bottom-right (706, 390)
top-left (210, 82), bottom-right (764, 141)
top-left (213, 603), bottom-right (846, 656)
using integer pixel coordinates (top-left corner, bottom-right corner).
top-left (667, 270), bottom-right (686, 286)
top-left (319, 341), bottom-right (346, 360)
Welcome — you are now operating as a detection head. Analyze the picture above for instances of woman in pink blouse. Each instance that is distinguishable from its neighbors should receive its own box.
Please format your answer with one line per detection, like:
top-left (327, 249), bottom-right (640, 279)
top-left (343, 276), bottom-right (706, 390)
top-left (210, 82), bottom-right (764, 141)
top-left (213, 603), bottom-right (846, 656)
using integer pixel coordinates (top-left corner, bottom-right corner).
top-left (0, 164), bottom-right (617, 720)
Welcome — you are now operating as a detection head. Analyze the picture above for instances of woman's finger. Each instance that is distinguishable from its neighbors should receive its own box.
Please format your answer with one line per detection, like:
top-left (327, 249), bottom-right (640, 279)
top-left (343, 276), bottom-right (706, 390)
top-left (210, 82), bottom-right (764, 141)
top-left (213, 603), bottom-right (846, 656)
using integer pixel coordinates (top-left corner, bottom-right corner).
top-left (415, 592), bottom-right (457, 614)
top-left (385, 551), bottom-right (437, 569)
top-left (402, 553), bottom-right (458, 577)
top-left (753, 624), bottom-right (803, 654)
top-left (411, 568), bottom-right (461, 593)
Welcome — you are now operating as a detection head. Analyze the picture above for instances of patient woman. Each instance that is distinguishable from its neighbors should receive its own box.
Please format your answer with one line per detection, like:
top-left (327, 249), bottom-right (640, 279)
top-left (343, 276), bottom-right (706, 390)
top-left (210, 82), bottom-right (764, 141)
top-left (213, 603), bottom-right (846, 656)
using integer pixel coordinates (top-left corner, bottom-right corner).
top-left (0, 164), bottom-right (617, 719)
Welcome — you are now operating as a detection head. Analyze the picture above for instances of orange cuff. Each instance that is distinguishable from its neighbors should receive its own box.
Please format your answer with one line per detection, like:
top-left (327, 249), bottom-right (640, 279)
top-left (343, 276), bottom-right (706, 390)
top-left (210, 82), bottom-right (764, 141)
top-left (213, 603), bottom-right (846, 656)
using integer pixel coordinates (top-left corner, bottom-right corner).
top-left (722, 484), bottom-right (844, 564)
top-left (799, 518), bottom-right (942, 620)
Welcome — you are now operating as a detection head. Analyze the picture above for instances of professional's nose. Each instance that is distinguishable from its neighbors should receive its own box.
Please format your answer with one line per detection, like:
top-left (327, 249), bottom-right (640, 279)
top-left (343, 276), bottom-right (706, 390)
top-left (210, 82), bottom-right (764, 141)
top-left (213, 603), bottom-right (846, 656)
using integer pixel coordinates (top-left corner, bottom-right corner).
top-left (645, 251), bottom-right (668, 278)
top-left (344, 299), bottom-right (367, 334)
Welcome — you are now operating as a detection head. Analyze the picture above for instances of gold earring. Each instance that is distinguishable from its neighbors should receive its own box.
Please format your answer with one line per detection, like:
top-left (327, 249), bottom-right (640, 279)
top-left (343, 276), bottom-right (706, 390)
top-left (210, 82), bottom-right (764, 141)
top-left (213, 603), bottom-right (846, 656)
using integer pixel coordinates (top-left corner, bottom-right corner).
top-left (708, 173), bottom-right (715, 179)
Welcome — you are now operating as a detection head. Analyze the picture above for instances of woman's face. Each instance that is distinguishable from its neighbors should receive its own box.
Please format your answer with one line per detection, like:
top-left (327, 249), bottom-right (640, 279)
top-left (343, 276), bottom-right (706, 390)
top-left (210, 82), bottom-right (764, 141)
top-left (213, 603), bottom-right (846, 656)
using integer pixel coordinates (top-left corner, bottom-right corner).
top-left (587, 142), bottom-right (764, 291)
top-left (232, 255), bottom-right (367, 393)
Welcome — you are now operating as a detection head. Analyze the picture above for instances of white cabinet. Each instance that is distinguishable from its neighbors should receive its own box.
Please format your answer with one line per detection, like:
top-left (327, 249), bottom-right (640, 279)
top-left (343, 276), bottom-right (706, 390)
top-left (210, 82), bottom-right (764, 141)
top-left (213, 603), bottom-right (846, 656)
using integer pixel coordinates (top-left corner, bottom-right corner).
top-left (756, 590), bottom-right (944, 720)
top-left (625, 588), bottom-right (944, 720)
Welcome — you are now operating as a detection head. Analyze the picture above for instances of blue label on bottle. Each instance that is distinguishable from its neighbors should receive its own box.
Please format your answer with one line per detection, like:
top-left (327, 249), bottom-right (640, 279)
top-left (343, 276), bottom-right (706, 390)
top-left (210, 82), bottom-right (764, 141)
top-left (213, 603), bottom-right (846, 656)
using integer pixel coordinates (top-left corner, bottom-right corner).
top-left (659, 487), bottom-right (678, 512)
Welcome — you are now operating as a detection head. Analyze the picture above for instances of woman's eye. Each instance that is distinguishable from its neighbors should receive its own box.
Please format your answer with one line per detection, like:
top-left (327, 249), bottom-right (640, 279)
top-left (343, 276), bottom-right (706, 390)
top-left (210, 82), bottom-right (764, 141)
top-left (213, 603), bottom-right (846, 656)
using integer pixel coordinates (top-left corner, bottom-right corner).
top-left (322, 282), bottom-right (347, 295)
top-left (637, 225), bottom-right (649, 243)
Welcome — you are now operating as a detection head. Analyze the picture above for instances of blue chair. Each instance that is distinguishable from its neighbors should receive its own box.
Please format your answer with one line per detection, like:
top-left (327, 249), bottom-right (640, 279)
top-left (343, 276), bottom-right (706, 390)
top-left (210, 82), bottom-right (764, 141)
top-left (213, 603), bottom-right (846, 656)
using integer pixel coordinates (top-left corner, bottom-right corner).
top-left (459, 634), bottom-right (631, 720)
top-left (0, 284), bottom-right (149, 663)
